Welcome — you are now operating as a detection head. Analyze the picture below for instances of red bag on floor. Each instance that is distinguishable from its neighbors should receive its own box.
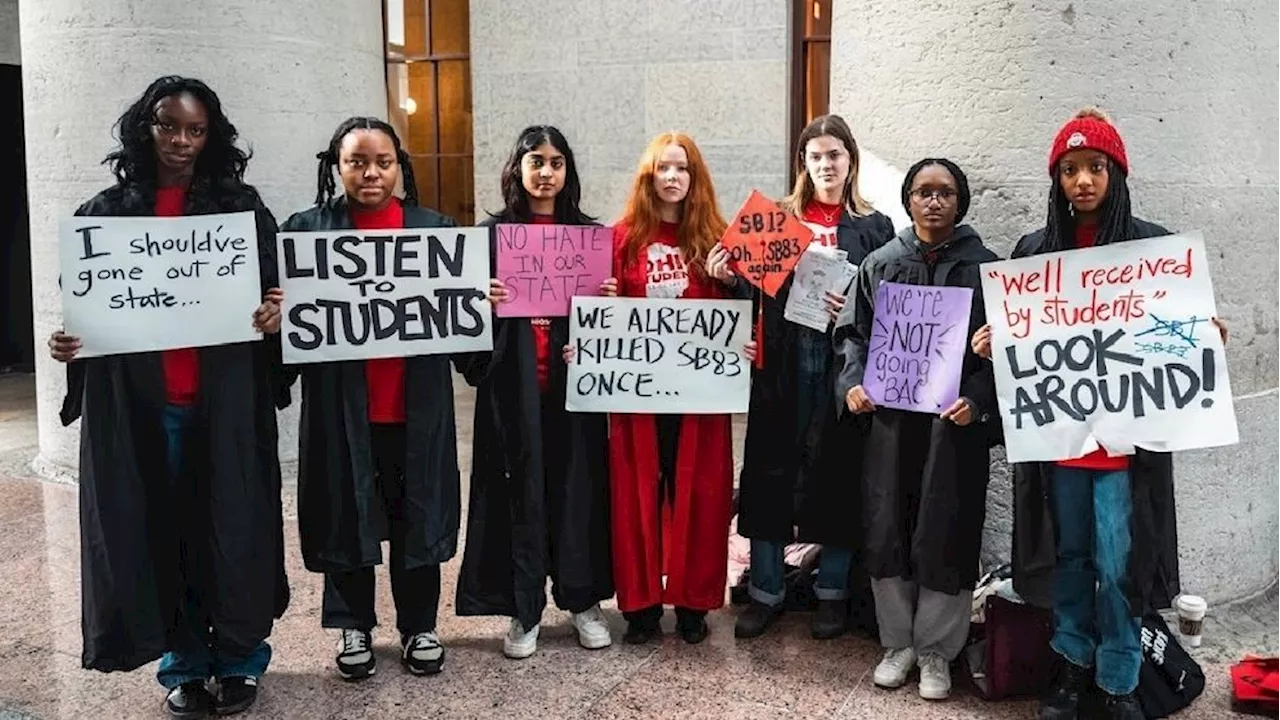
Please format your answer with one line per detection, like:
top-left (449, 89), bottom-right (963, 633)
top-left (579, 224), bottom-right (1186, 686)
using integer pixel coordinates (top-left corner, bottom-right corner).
top-left (964, 594), bottom-right (1056, 700)
top-left (1231, 656), bottom-right (1279, 717)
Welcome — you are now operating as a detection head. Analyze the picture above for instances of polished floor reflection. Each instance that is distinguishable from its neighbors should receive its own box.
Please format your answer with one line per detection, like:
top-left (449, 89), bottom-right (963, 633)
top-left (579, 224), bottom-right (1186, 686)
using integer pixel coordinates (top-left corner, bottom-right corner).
top-left (0, 373), bottom-right (1269, 719)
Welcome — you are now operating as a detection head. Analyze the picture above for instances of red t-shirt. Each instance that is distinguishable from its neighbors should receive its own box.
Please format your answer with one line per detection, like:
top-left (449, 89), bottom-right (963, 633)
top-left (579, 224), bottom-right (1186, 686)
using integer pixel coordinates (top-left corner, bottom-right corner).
top-left (801, 200), bottom-right (842, 248)
top-left (1057, 222), bottom-right (1130, 472)
top-left (530, 213), bottom-right (556, 392)
top-left (154, 187), bottom-right (200, 406)
top-left (352, 198), bottom-right (408, 424)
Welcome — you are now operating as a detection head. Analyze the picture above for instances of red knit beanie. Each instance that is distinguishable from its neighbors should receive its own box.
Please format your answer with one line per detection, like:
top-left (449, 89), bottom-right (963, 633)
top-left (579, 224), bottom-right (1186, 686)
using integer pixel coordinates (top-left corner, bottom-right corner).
top-left (1048, 108), bottom-right (1129, 176)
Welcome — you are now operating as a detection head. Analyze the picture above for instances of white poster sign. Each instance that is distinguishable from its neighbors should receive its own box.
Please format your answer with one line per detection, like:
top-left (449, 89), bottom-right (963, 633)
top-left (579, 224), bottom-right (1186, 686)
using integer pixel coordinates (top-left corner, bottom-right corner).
top-left (981, 232), bottom-right (1237, 463)
top-left (784, 244), bottom-right (857, 331)
top-left (566, 297), bottom-right (752, 414)
top-left (59, 211), bottom-right (263, 358)
top-left (278, 226), bottom-right (493, 363)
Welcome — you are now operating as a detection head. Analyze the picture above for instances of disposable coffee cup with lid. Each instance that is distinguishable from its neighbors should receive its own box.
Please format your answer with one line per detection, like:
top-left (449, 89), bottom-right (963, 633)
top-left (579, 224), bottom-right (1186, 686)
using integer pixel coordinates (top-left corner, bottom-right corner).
top-left (1175, 595), bottom-right (1207, 647)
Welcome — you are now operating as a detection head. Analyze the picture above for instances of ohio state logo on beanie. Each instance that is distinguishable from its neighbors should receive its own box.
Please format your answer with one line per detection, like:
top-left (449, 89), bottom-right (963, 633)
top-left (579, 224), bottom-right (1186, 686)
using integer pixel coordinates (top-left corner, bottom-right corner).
top-left (1067, 132), bottom-right (1086, 148)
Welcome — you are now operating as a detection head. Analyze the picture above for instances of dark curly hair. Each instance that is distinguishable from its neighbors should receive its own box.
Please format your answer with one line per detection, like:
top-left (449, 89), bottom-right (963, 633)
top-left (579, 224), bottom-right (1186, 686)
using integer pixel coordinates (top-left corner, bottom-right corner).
top-left (492, 125), bottom-right (594, 224)
top-left (314, 117), bottom-right (419, 208)
top-left (104, 75), bottom-right (250, 201)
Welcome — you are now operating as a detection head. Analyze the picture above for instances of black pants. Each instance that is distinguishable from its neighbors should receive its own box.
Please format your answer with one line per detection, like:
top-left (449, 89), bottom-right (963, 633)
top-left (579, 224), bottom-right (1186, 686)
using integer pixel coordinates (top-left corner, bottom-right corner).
top-left (623, 415), bottom-right (702, 624)
top-left (540, 396), bottom-right (603, 615)
top-left (321, 424), bottom-right (441, 637)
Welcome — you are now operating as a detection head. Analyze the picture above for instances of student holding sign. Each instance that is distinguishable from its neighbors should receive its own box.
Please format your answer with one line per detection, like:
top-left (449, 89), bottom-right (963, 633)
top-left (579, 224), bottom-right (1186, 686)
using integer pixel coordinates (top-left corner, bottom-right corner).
top-left (971, 109), bottom-right (1224, 720)
top-left (603, 132), bottom-right (755, 645)
top-left (836, 158), bottom-right (998, 702)
top-left (47, 76), bottom-right (288, 718)
top-left (735, 115), bottom-right (894, 641)
top-left (455, 126), bottom-right (615, 660)
top-left (278, 117), bottom-right (465, 682)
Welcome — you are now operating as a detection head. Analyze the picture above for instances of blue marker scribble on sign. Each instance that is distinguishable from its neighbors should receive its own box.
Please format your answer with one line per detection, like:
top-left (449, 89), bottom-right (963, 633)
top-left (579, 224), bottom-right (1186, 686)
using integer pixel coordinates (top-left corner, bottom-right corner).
top-left (1133, 315), bottom-right (1206, 356)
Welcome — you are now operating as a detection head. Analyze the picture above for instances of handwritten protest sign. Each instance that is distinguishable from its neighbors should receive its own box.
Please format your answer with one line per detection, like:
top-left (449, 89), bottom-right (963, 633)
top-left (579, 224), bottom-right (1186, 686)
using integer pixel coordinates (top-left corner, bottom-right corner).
top-left (59, 211), bottom-right (263, 358)
top-left (864, 282), bottom-right (973, 412)
top-left (784, 245), bottom-right (858, 331)
top-left (566, 297), bottom-right (752, 414)
top-left (494, 224), bottom-right (612, 317)
top-left (982, 232), bottom-right (1237, 463)
top-left (720, 190), bottom-right (814, 297)
top-left (278, 226), bottom-right (492, 363)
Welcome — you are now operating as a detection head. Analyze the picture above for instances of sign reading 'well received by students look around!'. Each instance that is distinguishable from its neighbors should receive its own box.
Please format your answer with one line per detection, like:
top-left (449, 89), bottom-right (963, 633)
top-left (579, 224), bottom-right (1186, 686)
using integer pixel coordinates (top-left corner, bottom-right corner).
top-left (566, 297), bottom-right (753, 414)
top-left (59, 211), bottom-right (264, 358)
top-left (981, 232), bottom-right (1238, 463)
top-left (277, 226), bottom-right (493, 363)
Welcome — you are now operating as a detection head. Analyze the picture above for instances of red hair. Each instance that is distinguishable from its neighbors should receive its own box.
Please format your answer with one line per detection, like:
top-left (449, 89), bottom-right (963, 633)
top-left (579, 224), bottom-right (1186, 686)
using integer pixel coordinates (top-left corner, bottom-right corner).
top-left (619, 132), bottom-right (727, 274)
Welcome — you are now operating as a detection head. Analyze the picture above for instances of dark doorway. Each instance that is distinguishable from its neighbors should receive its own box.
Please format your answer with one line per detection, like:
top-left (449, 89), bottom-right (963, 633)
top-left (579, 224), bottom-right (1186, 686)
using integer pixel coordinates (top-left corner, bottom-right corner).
top-left (0, 63), bottom-right (31, 373)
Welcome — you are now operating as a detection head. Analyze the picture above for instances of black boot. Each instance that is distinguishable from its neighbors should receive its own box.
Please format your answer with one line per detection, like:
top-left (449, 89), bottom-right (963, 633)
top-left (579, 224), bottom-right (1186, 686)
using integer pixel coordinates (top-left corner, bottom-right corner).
top-left (675, 608), bottom-right (709, 644)
top-left (1102, 692), bottom-right (1143, 720)
top-left (734, 601), bottom-right (782, 639)
top-left (1038, 659), bottom-right (1092, 720)
top-left (622, 605), bottom-right (662, 645)
top-left (810, 599), bottom-right (848, 640)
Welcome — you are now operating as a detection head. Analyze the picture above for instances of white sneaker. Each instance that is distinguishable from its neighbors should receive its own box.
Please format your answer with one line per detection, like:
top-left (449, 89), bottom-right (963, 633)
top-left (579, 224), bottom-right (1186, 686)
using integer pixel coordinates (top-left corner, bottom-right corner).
top-left (571, 605), bottom-right (613, 650)
top-left (401, 631), bottom-right (445, 676)
top-left (335, 629), bottom-right (375, 680)
top-left (873, 647), bottom-right (917, 689)
top-left (502, 618), bottom-right (540, 659)
top-left (917, 652), bottom-right (951, 700)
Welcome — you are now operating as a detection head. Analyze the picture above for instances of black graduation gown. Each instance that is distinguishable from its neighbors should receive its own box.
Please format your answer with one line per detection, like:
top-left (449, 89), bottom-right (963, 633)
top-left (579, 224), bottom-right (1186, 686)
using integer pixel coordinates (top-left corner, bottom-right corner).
top-left (1009, 218), bottom-right (1182, 613)
top-left (834, 226), bottom-right (1000, 595)
top-left (738, 210), bottom-right (894, 546)
top-left (278, 198), bottom-right (463, 573)
top-left (64, 182), bottom-right (289, 672)
top-left (454, 215), bottom-right (613, 629)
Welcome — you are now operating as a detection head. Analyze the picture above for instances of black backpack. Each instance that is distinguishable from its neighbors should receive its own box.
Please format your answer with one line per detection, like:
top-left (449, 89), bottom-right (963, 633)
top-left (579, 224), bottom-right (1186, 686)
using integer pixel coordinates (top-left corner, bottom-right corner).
top-left (1137, 613), bottom-right (1206, 718)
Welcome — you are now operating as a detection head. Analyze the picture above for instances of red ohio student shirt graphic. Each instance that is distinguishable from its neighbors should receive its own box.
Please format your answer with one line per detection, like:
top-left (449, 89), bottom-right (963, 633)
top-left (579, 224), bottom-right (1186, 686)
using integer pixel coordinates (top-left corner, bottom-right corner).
top-left (645, 242), bottom-right (689, 299)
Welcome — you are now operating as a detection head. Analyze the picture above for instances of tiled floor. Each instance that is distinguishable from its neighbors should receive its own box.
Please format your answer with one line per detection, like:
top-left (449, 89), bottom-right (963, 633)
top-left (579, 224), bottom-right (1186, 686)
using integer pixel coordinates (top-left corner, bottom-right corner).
top-left (0, 372), bottom-right (1272, 719)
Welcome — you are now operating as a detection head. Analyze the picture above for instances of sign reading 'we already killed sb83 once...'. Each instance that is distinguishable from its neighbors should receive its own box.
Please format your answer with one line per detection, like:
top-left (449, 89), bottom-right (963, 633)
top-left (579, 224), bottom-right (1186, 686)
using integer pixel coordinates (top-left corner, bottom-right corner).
top-left (982, 232), bottom-right (1237, 463)
top-left (494, 223), bottom-right (612, 317)
top-left (59, 211), bottom-right (263, 358)
top-left (863, 282), bottom-right (973, 413)
top-left (278, 227), bottom-right (492, 363)
top-left (565, 297), bottom-right (753, 414)
top-left (720, 190), bottom-right (814, 297)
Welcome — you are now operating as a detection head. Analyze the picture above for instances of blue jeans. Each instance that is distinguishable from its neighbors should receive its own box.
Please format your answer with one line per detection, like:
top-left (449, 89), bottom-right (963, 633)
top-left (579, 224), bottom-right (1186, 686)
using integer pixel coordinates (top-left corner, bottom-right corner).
top-left (749, 540), bottom-right (853, 606)
top-left (1049, 467), bottom-right (1142, 696)
top-left (156, 404), bottom-right (271, 688)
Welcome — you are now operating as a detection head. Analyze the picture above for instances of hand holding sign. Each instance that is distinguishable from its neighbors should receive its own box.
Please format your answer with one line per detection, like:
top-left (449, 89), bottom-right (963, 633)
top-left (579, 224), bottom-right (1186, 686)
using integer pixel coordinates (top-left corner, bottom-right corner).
top-left (719, 190), bottom-right (814, 297)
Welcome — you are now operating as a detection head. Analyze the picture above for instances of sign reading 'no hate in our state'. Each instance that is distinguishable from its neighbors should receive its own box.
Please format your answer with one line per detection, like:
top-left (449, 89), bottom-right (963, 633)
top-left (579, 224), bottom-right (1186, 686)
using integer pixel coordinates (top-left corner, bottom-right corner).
top-left (981, 232), bottom-right (1237, 463)
top-left (494, 223), bottom-right (613, 317)
top-left (277, 226), bottom-right (493, 364)
top-left (59, 211), bottom-right (263, 358)
top-left (566, 296), bottom-right (753, 414)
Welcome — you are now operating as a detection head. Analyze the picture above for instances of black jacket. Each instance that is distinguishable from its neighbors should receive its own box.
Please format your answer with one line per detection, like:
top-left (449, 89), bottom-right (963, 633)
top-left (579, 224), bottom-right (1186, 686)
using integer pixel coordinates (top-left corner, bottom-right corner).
top-left (65, 182), bottom-right (288, 672)
top-left (278, 197), bottom-right (464, 573)
top-left (1010, 217), bottom-right (1181, 612)
top-left (454, 215), bottom-right (613, 628)
top-left (835, 225), bottom-right (998, 593)
top-left (737, 210), bottom-right (894, 545)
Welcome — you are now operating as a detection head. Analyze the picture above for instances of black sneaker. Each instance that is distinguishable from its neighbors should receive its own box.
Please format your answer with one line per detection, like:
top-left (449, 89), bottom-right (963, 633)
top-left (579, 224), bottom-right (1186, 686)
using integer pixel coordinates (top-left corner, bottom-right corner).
top-left (335, 629), bottom-right (376, 681)
top-left (734, 601), bottom-right (782, 639)
top-left (164, 680), bottom-right (213, 719)
top-left (1102, 692), bottom-right (1144, 720)
top-left (402, 631), bottom-right (445, 676)
top-left (623, 606), bottom-right (662, 645)
top-left (213, 676), bottom-right (257, 716)
top-left (1038, 659), bottom-right (1092, 719)
top-left (675, 608), bottom-right (709, 644)
top-left (810, 599), bottom-right (848, 640)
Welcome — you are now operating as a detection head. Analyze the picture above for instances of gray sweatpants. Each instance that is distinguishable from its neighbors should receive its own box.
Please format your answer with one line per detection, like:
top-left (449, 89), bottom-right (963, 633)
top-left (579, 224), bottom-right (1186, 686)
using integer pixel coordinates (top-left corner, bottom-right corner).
top-left (871, 577), bottom-right (971, 661)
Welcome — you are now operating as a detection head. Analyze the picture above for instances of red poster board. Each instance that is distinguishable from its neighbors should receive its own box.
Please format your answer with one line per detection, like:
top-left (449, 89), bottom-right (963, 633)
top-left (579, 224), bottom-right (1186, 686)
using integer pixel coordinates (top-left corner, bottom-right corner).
top-left (719, 190), bottom-right (814, 298)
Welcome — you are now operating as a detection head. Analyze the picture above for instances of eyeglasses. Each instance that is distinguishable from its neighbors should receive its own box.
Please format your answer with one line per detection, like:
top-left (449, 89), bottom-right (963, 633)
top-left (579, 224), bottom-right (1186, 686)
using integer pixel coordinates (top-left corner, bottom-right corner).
top-left (910, 188), bottom-right (957, 203)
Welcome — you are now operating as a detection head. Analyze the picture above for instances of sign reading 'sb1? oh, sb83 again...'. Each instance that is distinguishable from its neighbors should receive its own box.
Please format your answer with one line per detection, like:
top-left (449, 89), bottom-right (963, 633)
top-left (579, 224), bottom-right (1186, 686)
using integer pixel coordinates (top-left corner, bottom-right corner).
top-left (981, 232), bottom-right (1237, 463)
top-left (278, 227), bottom-right (492, 363)
top-left (566, 297), bottom-right (752, 414)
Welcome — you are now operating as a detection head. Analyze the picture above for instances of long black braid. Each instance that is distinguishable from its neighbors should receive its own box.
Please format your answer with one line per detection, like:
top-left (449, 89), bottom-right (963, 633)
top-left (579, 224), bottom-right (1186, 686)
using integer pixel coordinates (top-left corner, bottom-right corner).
top-left (313, 116), bottom-right (419, 207)
top-left (1041, 158), bottom-right (1133, 252)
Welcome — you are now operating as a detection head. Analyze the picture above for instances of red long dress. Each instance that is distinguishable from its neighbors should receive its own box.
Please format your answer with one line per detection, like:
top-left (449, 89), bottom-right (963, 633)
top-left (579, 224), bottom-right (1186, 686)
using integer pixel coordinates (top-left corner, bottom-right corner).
top-left (608, 222), bottom-right (736, 612)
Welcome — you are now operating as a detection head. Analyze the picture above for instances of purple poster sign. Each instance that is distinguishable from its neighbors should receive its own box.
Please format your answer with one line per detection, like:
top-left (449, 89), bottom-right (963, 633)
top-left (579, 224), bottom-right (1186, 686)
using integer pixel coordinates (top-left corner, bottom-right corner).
top-left (864, 281), bottom-right (974, 413)
top-left (495, 224), bottom-right (613, 317)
